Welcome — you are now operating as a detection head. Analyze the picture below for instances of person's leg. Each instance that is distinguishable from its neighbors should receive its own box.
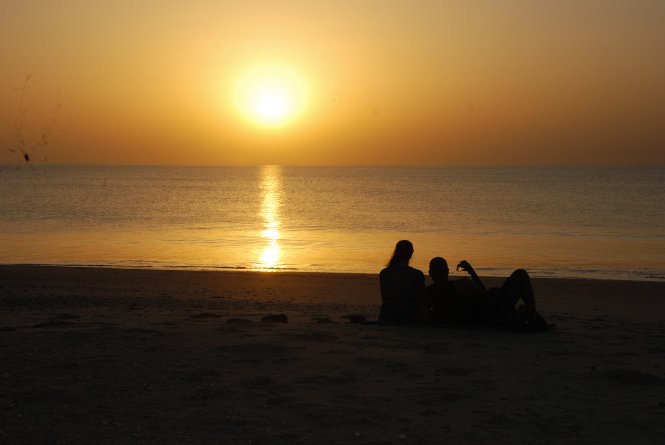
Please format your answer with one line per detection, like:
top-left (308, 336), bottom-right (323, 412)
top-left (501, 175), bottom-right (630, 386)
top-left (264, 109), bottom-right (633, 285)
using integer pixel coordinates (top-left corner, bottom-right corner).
top-left (499, 269), bottom-right (537, 316)
top-left (496, 269), bottom-right (554, 331)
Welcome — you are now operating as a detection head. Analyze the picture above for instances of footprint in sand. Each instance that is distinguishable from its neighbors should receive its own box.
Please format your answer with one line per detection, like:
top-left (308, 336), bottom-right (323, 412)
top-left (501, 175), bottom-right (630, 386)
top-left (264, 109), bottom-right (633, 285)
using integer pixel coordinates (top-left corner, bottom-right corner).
top-left (418, 392), bottom-right (463, 406)
top-left (466, 378), bottom-right (497, 391)
top-left (32, 320), bottom-right (78, 328)
top-left (436, 366), bottom-right (473, 377)
top-left (282, 331), bottom-right (339, 342)
top-left (598, 368), bottom-right (664, 386)
top-left (239, 375), bottom-right (279, 387)
top-left (191, 312), bottom-right (222, 319)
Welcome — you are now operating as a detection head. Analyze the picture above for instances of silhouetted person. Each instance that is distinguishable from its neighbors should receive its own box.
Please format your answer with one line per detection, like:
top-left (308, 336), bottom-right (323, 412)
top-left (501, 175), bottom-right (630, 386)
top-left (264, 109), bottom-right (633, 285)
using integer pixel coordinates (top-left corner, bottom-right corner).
top-left (426, 257), bottom-right (549, 331)
top-left (426, 257), bottom-right (475, 324)
top-left (379, 240), bottom-right (426, 323)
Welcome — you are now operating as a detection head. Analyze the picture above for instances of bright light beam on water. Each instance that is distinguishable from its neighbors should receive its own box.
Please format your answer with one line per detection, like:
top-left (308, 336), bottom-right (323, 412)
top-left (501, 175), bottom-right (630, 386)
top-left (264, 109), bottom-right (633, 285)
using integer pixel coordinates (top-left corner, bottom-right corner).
top-left (257, 165), bottom-right (282, 269)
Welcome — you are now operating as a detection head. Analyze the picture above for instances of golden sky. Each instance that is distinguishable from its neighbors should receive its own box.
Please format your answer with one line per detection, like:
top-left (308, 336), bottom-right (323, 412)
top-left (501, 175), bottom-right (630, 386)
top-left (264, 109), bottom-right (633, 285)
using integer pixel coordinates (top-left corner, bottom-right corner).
top-left (1, 1), bottom-right (664, 166)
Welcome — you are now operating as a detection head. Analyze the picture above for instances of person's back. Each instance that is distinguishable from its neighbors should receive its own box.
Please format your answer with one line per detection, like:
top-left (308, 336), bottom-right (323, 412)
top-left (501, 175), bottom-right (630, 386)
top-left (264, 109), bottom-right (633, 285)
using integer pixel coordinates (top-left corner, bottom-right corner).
top-left (379, 264), bottom-right (424, 323)
top-left (378, 240), bottom-right (425, 323)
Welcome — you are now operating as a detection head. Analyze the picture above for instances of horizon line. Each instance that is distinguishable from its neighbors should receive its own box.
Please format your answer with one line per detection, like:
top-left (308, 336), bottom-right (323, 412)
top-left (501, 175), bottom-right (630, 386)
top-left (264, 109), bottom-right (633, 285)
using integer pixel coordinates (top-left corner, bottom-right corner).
top-left (1, 162), bottom-right (664, 169)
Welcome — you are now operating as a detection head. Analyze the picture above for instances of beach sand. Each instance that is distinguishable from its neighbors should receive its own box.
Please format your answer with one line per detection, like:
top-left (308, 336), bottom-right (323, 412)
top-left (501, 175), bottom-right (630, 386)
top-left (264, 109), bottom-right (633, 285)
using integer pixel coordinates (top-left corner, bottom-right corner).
top-left (1, 265), bottom-right (664, 444)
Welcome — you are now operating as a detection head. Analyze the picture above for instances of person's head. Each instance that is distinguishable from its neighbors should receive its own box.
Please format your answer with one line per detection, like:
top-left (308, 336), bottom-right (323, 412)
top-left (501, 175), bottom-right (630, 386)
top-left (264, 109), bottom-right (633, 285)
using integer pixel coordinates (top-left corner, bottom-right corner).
top-left (428, 257), bottom-right (449, 284)
top-left (388, 240), bottom-right (414, 267)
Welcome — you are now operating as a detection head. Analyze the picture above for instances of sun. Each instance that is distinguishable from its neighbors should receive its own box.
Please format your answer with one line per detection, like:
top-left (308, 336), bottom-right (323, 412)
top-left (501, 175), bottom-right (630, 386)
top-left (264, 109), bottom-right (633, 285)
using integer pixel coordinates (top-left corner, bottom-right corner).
top-left (234, 65), bottom-right (309, 128)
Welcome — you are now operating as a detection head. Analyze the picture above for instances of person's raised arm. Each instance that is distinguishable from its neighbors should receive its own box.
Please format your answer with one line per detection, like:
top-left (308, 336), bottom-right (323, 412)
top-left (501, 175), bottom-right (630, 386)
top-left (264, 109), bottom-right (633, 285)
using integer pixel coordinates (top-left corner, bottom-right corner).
top-left (456, 260), bottom-right (486, 292)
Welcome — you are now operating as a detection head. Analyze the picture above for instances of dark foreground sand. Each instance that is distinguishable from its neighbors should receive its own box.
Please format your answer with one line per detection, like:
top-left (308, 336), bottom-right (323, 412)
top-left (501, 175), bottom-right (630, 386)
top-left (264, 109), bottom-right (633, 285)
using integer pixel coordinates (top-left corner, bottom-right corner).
top-left (1, 265), bottom-right (664, 444)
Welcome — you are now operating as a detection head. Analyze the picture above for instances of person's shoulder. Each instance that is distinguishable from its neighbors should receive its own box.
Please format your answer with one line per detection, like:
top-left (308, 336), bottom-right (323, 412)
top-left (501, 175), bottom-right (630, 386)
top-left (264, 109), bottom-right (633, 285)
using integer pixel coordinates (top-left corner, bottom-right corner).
top-left (379, 266), bottom-right (395, 280)
top-left (405, 267), bottom-right (425, 285)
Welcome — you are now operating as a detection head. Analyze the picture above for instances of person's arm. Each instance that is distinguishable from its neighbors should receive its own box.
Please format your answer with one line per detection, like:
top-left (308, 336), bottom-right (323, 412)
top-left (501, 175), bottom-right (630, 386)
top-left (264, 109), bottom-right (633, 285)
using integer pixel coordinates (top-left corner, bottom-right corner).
top-left (379, 269), bottom-right (391, 301)
top-left (416, 271), bottom-right (430, 323)
top-left (456, 260), bottom-right (486, 292)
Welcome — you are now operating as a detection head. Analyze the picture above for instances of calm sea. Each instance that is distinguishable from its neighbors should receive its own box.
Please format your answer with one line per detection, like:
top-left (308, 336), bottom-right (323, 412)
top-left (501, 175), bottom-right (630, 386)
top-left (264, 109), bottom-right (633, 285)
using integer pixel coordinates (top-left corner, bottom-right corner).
top-left (1, 165), bottom-right (663, 281)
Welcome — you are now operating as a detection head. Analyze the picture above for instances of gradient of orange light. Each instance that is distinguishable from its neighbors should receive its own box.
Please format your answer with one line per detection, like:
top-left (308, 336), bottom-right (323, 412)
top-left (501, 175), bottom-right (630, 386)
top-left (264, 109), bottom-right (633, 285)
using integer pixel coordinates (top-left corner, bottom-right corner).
top-left (0, 2), bottom-right (663, 165)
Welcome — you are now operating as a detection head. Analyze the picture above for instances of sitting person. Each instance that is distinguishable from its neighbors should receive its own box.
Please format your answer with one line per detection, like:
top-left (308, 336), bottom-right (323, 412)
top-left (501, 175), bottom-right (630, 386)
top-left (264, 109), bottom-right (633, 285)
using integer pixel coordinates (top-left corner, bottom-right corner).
top-left (426, 257), bottom-right (550, 331)
top-left (379, 240), bottom-right (426, 323)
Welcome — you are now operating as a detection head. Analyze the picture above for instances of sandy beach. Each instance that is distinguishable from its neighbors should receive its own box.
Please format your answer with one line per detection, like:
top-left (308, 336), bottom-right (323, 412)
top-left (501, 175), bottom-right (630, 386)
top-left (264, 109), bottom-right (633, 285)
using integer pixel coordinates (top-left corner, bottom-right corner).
top-left (1, 265), bottom-right (664, 444)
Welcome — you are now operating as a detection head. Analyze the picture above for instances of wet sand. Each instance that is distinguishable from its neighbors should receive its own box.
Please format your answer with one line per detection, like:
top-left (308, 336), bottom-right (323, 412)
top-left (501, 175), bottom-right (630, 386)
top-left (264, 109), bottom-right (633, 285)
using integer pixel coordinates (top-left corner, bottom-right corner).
top-left (1, 265), bottom-right (664, 444)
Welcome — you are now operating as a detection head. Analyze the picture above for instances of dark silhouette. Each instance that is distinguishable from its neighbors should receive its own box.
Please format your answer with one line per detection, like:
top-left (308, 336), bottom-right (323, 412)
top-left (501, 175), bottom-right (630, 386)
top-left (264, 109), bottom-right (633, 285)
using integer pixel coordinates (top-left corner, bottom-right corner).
top-left (378, 240), bottom-right (426, 323)
top-left (426, 257), bottom-right (550, 331)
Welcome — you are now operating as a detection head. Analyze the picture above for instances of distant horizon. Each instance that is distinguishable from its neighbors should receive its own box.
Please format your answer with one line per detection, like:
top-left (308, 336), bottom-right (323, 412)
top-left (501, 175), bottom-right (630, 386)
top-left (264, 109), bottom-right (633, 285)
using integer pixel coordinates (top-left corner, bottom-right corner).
top-left (2, 161), bottom-right (664, 169)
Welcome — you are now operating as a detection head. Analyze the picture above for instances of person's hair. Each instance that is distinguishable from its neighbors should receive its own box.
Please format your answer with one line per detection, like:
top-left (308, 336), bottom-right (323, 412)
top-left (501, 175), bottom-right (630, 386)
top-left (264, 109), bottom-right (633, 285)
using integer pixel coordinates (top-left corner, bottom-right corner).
top-left (388, 240), bottom-right (414, 266)
top-left (429, 256), bottom-right (448, 271)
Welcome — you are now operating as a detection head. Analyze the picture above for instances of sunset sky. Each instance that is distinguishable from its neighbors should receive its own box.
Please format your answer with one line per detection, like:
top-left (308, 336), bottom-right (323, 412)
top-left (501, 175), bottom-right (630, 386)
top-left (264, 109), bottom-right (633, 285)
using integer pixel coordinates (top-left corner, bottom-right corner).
top-left (1, 1), bottom-right (664, 166)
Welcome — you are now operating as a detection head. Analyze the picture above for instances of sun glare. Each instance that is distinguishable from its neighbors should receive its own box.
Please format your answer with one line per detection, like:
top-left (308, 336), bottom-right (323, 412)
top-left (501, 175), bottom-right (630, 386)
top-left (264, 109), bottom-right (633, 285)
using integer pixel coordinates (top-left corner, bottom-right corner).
top-left (234, 65), bottom-right (308, 128)
top-left (257, 165), bottom-right (282, 270)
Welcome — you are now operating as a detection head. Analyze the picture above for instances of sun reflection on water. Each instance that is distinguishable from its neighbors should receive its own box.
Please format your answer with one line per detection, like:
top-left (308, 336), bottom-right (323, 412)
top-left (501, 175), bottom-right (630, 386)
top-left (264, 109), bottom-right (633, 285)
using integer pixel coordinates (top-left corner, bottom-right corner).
top-left (257, 165), bottom-right (282, 269)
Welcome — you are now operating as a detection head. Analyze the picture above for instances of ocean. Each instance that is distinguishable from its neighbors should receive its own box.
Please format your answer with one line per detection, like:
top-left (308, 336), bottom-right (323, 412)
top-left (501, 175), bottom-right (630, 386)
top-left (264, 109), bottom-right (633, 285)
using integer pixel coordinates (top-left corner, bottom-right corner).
top-left (1, 165), bottom-right (663, 281)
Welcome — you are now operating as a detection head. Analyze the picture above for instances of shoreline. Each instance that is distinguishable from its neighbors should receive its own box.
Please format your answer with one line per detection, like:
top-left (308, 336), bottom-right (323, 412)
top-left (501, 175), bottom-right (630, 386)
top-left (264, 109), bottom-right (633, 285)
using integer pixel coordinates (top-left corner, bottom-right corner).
top-left (2, 262), bottom-right (664, 283)
top-left (3, 264), bottom-right (665, 322)
top-left (2, 264), bottom-right (665, 443)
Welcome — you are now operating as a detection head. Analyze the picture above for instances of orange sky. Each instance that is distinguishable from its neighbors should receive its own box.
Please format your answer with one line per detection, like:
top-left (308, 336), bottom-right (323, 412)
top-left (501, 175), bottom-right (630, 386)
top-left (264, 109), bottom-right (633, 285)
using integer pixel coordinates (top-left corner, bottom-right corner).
top-left (1, 1), bottom-right (664, 166)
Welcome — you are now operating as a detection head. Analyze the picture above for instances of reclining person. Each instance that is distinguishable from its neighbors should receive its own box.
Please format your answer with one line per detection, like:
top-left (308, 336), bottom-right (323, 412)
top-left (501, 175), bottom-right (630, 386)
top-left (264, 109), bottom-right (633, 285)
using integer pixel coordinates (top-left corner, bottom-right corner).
top-left (426, 257), bottom-right (549, 331)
